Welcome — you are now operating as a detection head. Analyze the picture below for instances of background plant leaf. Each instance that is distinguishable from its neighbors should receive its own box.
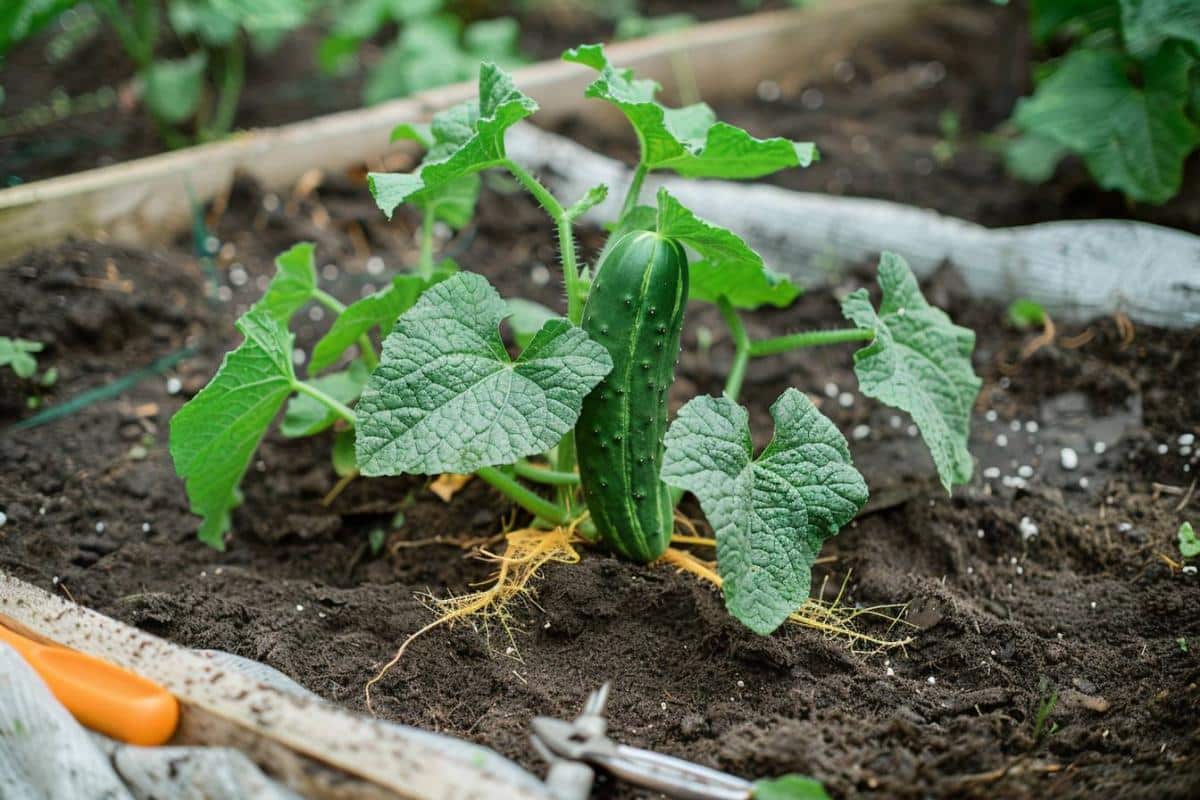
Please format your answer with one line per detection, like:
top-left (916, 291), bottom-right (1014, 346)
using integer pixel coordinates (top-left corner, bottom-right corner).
top-left (1119, 0), bottom-right (1200, 58)
top-left (355, 272), bottom-right (611, 475)
top-left (841, 252), bottom-right (981, 492)
top-left (0, 336), bottom-right (43, 379)
top-left (142, 53), bottom-right (208, 124)
top-left (1012, 44), bottom-right (1200, 204)
top-left (662, 389), bottom-right (868, 635)
top-left (169, 311), bottom-right (296, 548)
top-left (563, 43), bottom-right (815, 178)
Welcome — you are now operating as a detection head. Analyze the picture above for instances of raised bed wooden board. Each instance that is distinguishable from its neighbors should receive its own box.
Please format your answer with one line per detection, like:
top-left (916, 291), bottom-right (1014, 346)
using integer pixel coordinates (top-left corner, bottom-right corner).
top-left (0, 0), bottom-right (938, 261)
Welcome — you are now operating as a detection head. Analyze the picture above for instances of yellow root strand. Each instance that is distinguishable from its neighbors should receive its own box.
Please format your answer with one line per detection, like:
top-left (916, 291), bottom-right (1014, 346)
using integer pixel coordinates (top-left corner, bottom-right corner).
top-left (364, 522), bottom-right (584, 714)
top-left (659, 547), bottom-right (914, 650)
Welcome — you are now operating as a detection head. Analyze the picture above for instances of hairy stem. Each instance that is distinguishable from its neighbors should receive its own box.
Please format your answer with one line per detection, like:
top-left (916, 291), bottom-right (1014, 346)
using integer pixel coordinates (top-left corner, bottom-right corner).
top-left (618, 163), bottom-right (648, 222)
top-left (476, 467), bottom-right (571, 525)
top-left (513, 460), bottom-right (580, 486)
top-left (750, 327), bottom-right (875, 357)
top-left (501, 159), bottom-right (584, 325)
top-left (292, 379), bottom-right (356, 424)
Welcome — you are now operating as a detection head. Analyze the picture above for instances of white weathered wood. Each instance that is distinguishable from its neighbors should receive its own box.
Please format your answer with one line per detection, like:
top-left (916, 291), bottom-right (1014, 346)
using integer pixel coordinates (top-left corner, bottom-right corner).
top-left (505, 124), bottom-right (1200, 328)
top-left (0, 571), bottom-right (551, 800)
top-left (0, 0), bottom-right (939, 260)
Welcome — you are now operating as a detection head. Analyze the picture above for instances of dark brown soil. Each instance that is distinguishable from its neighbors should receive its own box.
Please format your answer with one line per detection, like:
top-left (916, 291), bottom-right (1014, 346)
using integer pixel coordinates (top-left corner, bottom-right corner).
top-left (3, 2), bottom-right (1200, 798)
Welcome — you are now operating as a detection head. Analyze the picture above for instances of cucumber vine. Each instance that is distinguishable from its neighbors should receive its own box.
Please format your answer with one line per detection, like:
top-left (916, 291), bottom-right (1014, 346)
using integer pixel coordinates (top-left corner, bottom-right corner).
top-left (170, 49), bottom-right (982, 634)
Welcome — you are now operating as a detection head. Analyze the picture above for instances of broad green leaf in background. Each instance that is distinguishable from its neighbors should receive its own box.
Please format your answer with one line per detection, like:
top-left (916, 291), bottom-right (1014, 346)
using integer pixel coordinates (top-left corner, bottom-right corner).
top-left (143, 53), bottom-right (207, 124)
top-left (0, 336), bottom-right (44, 379)
top-left (0, 0), bottom-right (78, 56)
top-left (168, 0), bottom-right (240, 47)
top-left (1029, 0), bottom-right (1120, 43)
top-left (1005, 132), bottom-right (1069, 182)
top-left (662, 389), bottom-right (868, 635)
top-left (506, 298), bottom-right (558, 349)
top-left (752, 774), bottom-right (832, 800)
top-left (614, 13), bottom-right (695, 41)
top-left (562, 43), bottom-right (816, 179)
top-left (368, 62), bottom-right (537, 217)
top-left (282, 360), bottom-right (368, 437)
top-left (169, 311), bottom-right (296, 548)
top-left (364, 15), bottom-right (464, 104)
top-left (1119, 0), bottom-right (1200, 58)
top-left (210, 0), bottom-right (311, 34)
top-left (1012, 45), bottom-right (1199, 204)
top-left (355, 272), bottom-right (611, 476)
top-left (308, 268), bottom-right (453, 374)
top-left (841, 252), bottom-right (982, 492)
top-left (463, 16), bottom-right (521, 62)
top-left (655, 189), bottom-right (799, 309)
top-left (251, 242), bottom-right (318, 322)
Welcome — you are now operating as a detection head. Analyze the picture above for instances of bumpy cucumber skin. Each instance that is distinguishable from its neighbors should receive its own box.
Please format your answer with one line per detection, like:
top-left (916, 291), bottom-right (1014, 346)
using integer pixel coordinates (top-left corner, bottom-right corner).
top-left (576, 231), bottom-right (688, 562)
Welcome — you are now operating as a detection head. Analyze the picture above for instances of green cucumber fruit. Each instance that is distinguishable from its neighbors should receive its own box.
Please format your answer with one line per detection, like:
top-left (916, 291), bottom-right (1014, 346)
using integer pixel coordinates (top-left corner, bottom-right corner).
top-left (576, 231), bottom-right (688, 562)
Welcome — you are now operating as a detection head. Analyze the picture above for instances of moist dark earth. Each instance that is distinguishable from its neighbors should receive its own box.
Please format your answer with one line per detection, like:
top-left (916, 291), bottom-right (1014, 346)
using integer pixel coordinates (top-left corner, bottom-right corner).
top-left (3, 2), bottom-right (1200, 799)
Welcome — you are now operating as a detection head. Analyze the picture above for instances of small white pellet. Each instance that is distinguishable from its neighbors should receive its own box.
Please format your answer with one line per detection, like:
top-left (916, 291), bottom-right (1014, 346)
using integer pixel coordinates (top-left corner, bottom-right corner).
top-left (1093, 441), bottom-right (1107, 454)
top-left (1019, 516), bottom-right (1039, 540)
top-left (1060, 448), bottom-right (1079, 470)
top-left (996, 434), bottom-right (1008, 447)
top-left (166, 377), bottom-right (183, 395)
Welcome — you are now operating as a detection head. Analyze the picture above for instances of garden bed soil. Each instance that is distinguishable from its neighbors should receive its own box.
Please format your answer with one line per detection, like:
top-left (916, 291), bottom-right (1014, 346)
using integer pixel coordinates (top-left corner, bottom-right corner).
top-left (4, 2), bottom-right (1200, 797)
top-left (0, 0), bottom-right (762, 185)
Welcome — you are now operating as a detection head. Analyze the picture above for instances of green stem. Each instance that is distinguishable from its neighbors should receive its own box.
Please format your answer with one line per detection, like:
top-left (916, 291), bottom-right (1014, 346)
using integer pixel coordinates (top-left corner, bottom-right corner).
top-left (312, 289), bottom-right (378, 370)
top-left (513, 460), bottom-right (580, 486)
top-left (501, 159), bottom-right (584, 325)
top-left (476, 467), bottom-right (571, 526)
top-left (618, 163), bottom-right (648, 222)
top-left (313, 288), bottom-right (346, 314)
top-left (293, 379), bottom-right (355, 424)
top-left (717, 296), bottom-right (751, 402)
top-left (206, 36), bottom-right (245, 139)
top-left (418, 205), bottom-right (436, 279)
top-left (749, 327), bottom-right (875, 357)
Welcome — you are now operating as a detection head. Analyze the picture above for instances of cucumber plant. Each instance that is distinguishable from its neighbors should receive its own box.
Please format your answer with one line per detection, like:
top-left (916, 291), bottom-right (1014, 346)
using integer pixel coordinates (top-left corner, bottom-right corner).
top-left (171, 49), bottom-right (982, 635)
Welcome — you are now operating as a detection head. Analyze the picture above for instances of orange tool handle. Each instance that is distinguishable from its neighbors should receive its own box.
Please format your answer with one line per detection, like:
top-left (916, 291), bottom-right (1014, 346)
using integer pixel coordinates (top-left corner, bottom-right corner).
top-left (0, 623), bottom-right (179, 746)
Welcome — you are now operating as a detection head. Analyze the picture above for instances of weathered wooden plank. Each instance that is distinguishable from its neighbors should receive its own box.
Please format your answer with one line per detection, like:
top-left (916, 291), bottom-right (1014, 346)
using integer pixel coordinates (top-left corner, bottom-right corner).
top-left (0, 0), bottom-right (939, 261)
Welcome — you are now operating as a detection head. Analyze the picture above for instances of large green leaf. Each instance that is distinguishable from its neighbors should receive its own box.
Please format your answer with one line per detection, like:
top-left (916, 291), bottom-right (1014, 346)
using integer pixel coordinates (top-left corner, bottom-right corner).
top-left (308, 270), bottom-right (450, 374)
top-left (1030, 0), bottom-right (1120, 43)
top-left (563, 43), bottom-right (815, 178)
top-left (355, 272), bottom-right (611, 475)
top-left (1119, 0), bottom-right (1200, 57)
top-left (251, 242), bottom-right (318, 322)
top-left (368, 62), bottom-right (538, 217)
top-left (655, 189), bottom-right (799, 309)
top-left (282, 361), bottom-right (367, 437)
top-left (143, 53), bottom-right (207, 125)
top-left (662, 389), bottom-right (868, 635)
top-left (169, 311), bottom-right (296, 548)
top-left (1013, 45), bottom-right (1199, 204)
top-left (841, 252), bottom-right (981, 492)
top-left (168, 1), bottom-right (240, 47)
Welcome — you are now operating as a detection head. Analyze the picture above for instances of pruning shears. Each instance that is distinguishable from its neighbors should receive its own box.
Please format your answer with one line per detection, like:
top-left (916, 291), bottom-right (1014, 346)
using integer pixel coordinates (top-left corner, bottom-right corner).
top-left (531, 683), bottom-right (757, 800)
